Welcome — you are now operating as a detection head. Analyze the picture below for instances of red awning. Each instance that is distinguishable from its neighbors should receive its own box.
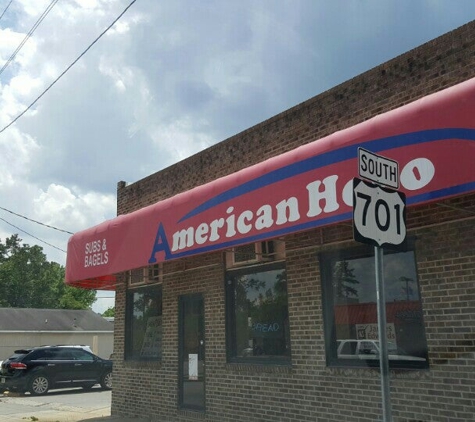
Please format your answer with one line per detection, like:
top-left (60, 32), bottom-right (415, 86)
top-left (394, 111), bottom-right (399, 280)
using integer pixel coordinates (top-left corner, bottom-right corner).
top-left (66, 77), bottom-right (475, 289)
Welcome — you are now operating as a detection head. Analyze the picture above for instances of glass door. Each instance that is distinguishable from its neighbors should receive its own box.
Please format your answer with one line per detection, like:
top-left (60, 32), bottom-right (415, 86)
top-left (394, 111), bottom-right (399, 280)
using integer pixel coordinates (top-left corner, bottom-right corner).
top-left (178, 294), bottom-right (205, 411)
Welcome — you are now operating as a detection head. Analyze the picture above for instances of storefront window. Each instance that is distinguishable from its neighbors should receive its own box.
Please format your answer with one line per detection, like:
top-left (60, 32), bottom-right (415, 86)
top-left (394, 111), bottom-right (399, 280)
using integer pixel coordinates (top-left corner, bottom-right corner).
top-left (226, 263), bottom-right (291, 363)
top-left (320, 245), bottom-right (429, 369)
top-left (125, 285), bottom-right (163, 360)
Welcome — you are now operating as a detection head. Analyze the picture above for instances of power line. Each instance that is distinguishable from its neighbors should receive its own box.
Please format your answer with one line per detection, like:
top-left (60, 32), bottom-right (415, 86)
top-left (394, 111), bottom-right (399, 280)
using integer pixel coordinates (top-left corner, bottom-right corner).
top-left (0, 216), bottom-right (66, 253)
top-left (0, 205), bottom-right (74, 234)
top-left (0, 0), bottom-right (13, 23)
top-left (0, 0), bottom-right (59, 77)
top-left (0, 0), bottom-right (138, 135)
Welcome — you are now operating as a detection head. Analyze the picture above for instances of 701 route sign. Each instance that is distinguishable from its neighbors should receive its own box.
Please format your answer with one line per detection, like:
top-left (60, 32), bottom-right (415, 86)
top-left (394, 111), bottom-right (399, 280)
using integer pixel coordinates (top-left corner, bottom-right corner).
top-left (353, 178), bottom-right (406, 248)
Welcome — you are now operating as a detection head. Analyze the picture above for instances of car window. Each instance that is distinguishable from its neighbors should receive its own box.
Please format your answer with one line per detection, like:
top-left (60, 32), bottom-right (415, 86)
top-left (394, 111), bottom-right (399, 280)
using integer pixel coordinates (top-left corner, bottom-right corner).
top-left (340, 341), bottom-right (357, 355)
top-left (70, 349), bottom-right (94, 361)
top-left (42, 350), bottom-right (62, 360)
top-left (359, 341), bottom-right (378, 355)
top-left (8, 352), bottom-right (29, 361)
top-left (55, 349), bottom-right (75, 360)
top-left (27, 349), bottom-right (53, 360)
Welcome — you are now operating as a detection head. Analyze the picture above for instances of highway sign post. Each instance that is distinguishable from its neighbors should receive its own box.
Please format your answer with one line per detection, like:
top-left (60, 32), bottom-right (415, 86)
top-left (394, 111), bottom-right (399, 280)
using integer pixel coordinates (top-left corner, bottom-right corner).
top-left (353, 148), bottom-right (407, 422)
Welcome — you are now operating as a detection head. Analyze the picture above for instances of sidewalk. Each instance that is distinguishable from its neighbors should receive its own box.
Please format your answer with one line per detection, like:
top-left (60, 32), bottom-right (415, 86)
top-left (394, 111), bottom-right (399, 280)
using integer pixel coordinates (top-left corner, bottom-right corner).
top-left (81, 417), bottom-right (152, 422)
top-left (1, 404), bottom-right (150, 422)
top-left (0, 390), bottom-right (153, 422)
top-left (78, 416), bottom-right (150, 422)
top-left (0, 390), bottom-right (123, 422)
top-left (0, 403), bottom-right (112, 422)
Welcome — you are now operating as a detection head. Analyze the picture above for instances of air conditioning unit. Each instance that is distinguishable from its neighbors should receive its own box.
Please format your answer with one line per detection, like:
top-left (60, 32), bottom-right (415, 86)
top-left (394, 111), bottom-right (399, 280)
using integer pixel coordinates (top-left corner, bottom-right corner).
top-left (260, 240), bottom-right (275, 261)
top-left (233, 243), bottom-right (260, 264)
top-left (227, 240), bottom-right (285, 267)
top-left (148, 264), bottom-right (161, 281)
top-left (128, 264), bottom-right (162, 286)
top-left (128, 267), bottom-right (145, 285)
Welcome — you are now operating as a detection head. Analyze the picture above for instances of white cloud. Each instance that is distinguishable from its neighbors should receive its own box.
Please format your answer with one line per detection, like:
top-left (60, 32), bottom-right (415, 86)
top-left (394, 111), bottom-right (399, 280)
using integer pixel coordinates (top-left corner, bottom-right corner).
top-left (0, 128), bottom-right (39, 183)
top-left (34, 184), bottom-right (115, 232)
top-left (0, 0), bottom-right (474, 317)
top-left (150, 117), bottom-right (214, 162)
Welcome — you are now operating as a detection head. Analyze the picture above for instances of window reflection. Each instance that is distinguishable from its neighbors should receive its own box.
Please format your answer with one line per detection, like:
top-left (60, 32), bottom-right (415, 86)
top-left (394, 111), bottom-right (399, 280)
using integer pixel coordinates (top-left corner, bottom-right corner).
top-left (227, 264), bottom-right (290, 362)
top-left (322, 247), bottom-right (428, 369)
top-left (126, 285), bottom-right (162, 360)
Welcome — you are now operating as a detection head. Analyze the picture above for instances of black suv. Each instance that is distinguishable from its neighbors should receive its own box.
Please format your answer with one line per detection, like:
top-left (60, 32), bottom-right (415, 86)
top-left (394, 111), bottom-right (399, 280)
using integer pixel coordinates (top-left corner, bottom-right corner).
top-left (0, 345), bottom-right (112, 395)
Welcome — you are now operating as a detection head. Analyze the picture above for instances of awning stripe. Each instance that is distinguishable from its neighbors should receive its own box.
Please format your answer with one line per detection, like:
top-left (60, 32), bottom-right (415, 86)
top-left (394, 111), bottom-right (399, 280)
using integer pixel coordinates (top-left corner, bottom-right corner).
top-left (66, 77), bottom-right (475, 290)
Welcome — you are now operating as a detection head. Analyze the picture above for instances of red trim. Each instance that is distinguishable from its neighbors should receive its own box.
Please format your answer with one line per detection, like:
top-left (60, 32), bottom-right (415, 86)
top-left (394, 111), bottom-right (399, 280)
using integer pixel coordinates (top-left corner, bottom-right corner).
top-left (66, 275), bottom-right (117, 290)
top-left (66, 78), bottom-right (475, 289)
top-left (334, 301), bottom-right (421, 325)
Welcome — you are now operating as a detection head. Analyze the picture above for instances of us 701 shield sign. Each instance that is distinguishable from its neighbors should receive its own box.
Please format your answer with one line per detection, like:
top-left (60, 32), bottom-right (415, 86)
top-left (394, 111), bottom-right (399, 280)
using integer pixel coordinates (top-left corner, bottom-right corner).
top-left (352, 177), bottom-right (407, 248)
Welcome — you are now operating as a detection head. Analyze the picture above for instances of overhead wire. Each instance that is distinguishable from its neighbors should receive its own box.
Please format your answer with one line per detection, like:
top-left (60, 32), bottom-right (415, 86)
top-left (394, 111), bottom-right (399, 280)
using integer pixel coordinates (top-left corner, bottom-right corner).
top-left (0, 0), bottom-right (59, 77)
top-left (0, 0), bottom-right (138, 263)
top-left (0, 216), bottom-right (66, 253)
top-left (0, 0), bottom-right (138, 135)
top-left (0, 0), bottom-right (13, 23)
top-left (0, 205), bottom-right (74, 234)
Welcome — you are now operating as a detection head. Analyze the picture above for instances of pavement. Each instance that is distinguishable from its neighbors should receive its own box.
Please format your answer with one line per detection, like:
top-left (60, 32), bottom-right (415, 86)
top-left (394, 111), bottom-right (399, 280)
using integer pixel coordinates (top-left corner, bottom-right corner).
top-left (0, 390), bottom-right (150, 422)
top-left (78, 416), bottom-right (150, 422)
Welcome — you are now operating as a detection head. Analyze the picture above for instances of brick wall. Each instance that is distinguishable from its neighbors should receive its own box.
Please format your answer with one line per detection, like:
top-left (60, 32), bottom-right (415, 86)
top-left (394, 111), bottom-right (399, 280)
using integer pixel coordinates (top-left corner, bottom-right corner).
top-left (117, 21), bottom-right (475, 216)
top-left (111, 21), bottom-right (475, 421)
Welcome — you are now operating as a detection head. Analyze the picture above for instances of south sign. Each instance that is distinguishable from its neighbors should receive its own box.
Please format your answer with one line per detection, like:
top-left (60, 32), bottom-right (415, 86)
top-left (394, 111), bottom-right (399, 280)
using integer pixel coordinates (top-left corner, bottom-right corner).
top-left (358, 147), bottom-right (399, 189)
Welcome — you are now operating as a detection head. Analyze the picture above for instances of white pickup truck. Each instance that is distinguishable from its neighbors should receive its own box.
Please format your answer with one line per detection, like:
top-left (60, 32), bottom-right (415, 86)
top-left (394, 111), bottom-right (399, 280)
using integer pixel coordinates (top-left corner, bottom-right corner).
top-left (337, 339), bottom-right (426, 362)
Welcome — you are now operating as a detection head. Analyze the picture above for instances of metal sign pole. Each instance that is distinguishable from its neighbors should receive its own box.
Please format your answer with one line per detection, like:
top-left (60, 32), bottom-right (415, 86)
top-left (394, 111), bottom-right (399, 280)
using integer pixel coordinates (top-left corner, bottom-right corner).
top-left (354, 149), bottom-right (404, 421)
top-left (375, 246), bottom-right (392, 422)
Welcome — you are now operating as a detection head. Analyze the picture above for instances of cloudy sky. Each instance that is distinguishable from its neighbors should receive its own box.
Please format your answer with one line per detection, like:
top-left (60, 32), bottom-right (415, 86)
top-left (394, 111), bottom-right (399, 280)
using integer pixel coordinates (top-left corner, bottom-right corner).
top-left (1, 0), bottom-right (474, 313)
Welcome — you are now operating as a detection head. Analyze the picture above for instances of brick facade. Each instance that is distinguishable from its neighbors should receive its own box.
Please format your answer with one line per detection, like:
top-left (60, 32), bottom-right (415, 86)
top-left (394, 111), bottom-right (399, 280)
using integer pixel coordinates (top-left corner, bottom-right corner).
top-left (111, 21), bottom-right (475, 421)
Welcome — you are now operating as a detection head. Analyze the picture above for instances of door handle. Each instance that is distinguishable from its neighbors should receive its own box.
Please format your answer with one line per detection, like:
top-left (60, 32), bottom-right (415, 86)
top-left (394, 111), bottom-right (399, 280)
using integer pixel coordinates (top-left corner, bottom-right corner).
top-left (74, 363), bottom-right (82, 366)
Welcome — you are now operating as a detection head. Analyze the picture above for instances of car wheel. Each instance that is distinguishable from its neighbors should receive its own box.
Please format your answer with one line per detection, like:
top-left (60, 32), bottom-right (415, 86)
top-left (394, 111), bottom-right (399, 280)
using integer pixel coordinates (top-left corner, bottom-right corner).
top-left (29, 374), bottom-right (49, 395)
top-left (100, 371), bottom-right (112, 390)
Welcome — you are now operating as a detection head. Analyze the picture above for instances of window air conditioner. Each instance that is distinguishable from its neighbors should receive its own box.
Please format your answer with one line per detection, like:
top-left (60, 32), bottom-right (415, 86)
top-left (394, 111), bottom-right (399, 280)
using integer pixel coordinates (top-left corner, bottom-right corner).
top-left (232, 241), bottom-right (277, 265)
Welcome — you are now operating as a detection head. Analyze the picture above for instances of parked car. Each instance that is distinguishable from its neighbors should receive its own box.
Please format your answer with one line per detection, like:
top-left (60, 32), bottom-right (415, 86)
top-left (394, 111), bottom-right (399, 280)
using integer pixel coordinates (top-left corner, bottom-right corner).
top-left (49, 344), bottom-right (93, 353)
top-left (0, 345), bottom-right (112, 395)
top-left (337, 339), bottom-right (426, 361)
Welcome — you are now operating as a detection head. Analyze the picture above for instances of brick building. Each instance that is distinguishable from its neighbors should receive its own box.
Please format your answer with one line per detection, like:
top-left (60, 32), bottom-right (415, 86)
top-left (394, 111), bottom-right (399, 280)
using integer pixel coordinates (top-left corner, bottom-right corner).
top-left (66, 21), bottom-right (475, 421)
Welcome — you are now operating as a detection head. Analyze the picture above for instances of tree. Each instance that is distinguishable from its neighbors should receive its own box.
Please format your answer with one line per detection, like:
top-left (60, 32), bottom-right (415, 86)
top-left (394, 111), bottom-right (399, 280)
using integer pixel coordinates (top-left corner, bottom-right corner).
top-left (332, 260), bottom-right (360, 302)
top-left (399, 276), bottom-right (415, 301)
top-left (102, 307), bottom-right (115, 317)
top-left (0, 234), bottom-right (96, 309)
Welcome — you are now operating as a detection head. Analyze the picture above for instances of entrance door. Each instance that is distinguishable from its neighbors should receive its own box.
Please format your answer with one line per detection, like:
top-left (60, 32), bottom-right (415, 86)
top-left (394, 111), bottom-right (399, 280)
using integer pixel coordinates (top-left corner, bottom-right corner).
top-left (178, 294), bottom-right (205, 411)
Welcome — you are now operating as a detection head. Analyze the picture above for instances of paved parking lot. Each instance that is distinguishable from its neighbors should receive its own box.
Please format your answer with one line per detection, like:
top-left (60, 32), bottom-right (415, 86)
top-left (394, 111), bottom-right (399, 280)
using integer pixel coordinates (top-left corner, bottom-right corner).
top-left (0, 387), bottom-right (112, 422)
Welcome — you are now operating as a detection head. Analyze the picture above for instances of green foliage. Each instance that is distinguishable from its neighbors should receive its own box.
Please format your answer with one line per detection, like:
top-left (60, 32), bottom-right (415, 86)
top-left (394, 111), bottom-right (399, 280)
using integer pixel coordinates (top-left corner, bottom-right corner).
top-left (0, 234), bottom-right (96, 309)
top-left (102, 306), bottom-right (115, 317)
top-left (333, 260), bottom-right (360, 301)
